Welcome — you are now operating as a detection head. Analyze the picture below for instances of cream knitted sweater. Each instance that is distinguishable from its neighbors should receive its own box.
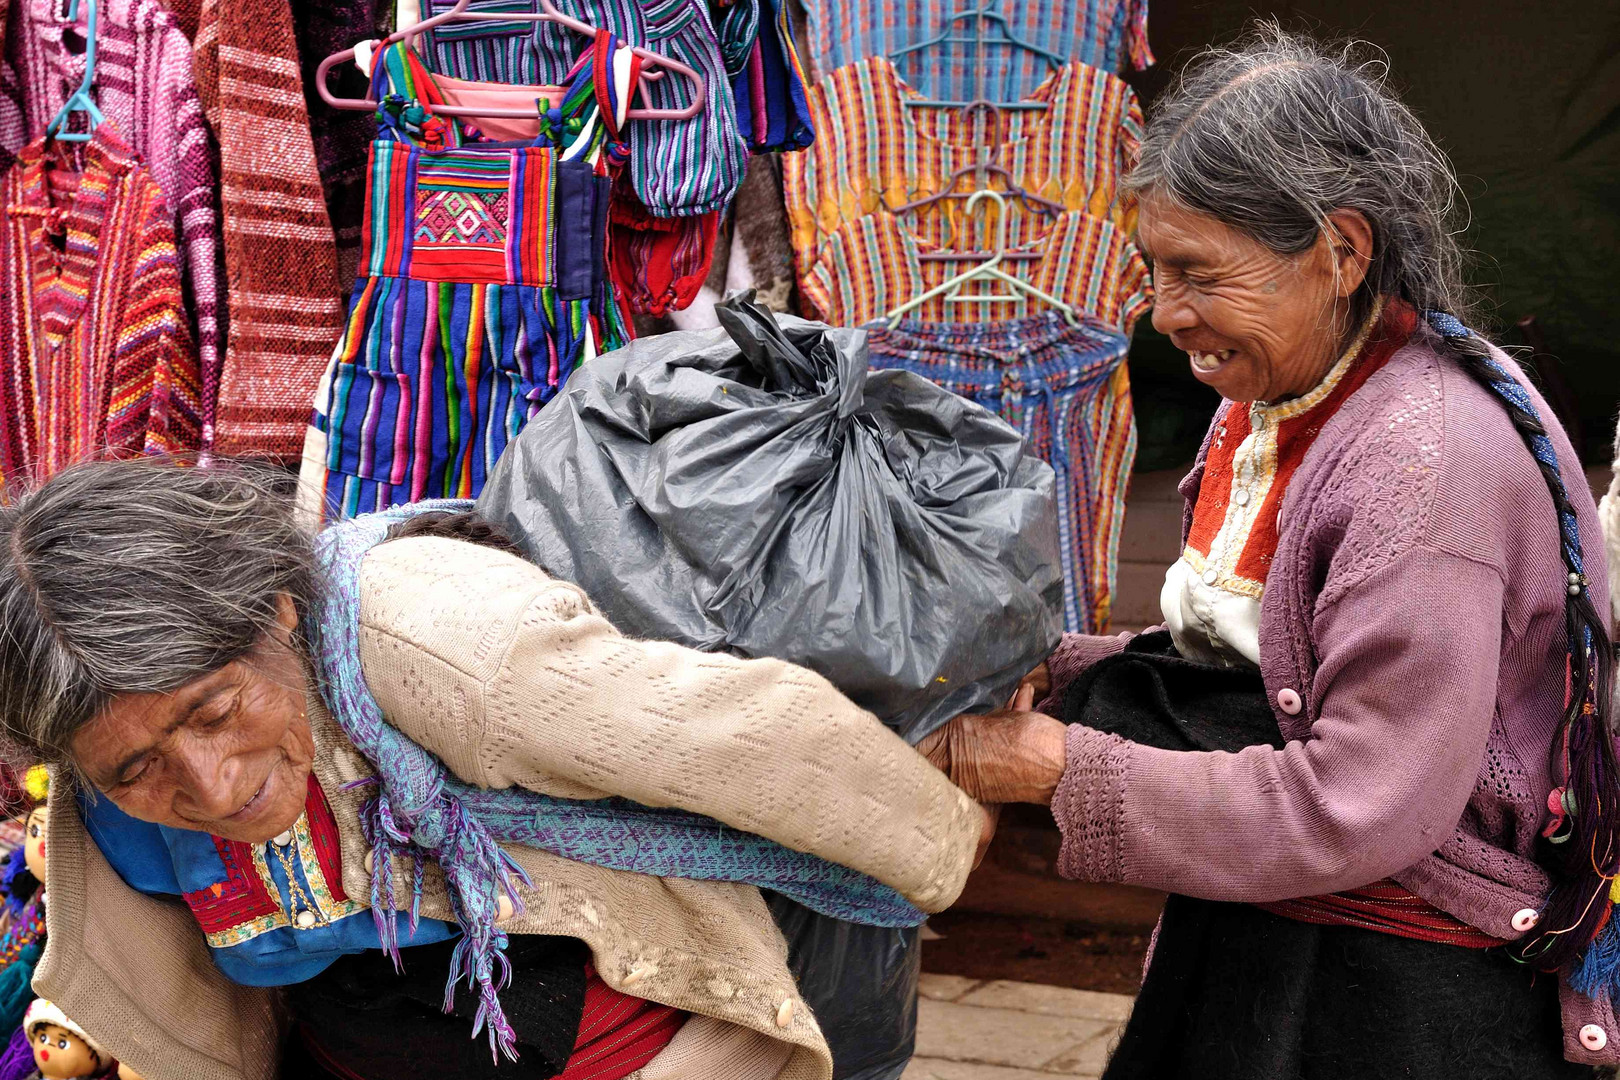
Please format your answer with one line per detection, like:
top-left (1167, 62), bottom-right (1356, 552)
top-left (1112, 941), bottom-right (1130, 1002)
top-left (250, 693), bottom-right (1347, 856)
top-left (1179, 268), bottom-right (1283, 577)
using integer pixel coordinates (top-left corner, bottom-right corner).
top-left (35, 537), bottom-right (982, 1080)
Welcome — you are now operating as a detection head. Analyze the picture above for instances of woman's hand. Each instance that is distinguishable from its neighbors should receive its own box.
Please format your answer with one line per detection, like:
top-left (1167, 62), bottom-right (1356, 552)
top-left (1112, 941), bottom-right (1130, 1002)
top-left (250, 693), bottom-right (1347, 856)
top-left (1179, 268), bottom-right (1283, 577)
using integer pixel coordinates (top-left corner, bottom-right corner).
top-left (1016, 662), bottom-right (1052, 705)
top-left (919, 685), bottom-right (1069, 806)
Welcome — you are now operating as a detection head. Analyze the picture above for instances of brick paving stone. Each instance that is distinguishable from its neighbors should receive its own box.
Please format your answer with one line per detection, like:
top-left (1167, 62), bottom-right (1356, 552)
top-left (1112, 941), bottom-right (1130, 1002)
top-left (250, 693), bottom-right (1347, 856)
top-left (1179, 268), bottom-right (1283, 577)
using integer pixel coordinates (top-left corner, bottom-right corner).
top-left (919, 973), bottom-right (984, 1002)
top-left (901, 1058), bottom-right (1100, 1080)
top-left (914, 998), bottom-right (1113, 1071)
top-left (958, 981), bottom-right (1133, 1024)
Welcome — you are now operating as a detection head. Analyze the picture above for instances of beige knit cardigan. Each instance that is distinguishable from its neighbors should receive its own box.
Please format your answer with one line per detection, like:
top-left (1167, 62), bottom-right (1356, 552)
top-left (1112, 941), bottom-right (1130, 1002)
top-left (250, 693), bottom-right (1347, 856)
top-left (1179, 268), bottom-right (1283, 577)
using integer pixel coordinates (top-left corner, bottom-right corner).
top-left (34, 537), bottom-right (983, 1080)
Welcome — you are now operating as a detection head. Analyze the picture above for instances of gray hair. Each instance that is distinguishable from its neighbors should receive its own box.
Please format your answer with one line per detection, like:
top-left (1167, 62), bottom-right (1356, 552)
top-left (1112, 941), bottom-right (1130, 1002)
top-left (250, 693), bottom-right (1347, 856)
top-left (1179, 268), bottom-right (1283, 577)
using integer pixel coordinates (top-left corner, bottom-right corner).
top-left (1126, 22), bottom-right (1477, 329)
top-left (0, 460), bottom-right (318, 771)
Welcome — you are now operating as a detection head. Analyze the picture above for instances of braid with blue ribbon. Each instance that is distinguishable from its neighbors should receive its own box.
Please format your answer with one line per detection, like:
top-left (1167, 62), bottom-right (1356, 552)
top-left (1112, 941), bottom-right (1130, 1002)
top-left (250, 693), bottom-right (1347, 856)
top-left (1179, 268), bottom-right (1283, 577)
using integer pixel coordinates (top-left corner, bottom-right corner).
top-left (1424, 311), bottom-right (1620, 986)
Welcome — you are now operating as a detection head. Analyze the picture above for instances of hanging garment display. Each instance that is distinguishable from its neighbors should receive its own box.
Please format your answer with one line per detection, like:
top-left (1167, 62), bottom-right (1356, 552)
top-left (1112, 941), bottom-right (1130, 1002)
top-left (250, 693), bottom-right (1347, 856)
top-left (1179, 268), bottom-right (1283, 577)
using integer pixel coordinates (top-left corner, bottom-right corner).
top-left (293, 0), bottom-right (393, 281)
top-left (799, 0), bottom-right (1154, 91)
top-left (868, 315), bottom-right (1133, 633)
top-left (0, 0), bottom-right (222, 447)
top-left (0, 129), bottom-right (202, 480)
top-left (415, 0), bottom-right (747, 218)
top-left (309, 41), bottom-right (624, 520)
top-left (800, 207), bottom-right (1151, 333)
top-left (191, 0), bottom-right (348, 461)
top-left (709, 0), bottom-right (812, 153)
top-left (782, 56), bottom-right (1142, 286)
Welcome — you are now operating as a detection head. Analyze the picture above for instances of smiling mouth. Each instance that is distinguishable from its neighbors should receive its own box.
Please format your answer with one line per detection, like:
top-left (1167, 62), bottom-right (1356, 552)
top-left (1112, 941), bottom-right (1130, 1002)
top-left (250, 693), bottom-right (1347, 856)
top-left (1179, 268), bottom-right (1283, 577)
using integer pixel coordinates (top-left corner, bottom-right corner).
top-left (1190, 349), bottom-right (1236, 372)
top-left (226, 774), bottom-right (272, 822)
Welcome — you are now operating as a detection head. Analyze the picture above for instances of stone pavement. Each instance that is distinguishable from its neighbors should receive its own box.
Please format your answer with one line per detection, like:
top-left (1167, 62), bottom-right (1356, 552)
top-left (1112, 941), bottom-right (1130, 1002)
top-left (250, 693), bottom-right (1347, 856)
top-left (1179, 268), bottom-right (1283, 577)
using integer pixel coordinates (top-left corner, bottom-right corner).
top-left (905, 974), bottom-right (1134, 1080)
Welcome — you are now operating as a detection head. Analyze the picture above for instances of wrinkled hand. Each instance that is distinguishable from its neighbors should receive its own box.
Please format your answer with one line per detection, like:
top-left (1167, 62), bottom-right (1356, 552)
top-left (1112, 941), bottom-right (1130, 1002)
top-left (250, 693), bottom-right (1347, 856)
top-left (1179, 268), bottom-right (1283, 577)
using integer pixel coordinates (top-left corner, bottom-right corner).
top-left (918, 684), bottom-right (1068, 806)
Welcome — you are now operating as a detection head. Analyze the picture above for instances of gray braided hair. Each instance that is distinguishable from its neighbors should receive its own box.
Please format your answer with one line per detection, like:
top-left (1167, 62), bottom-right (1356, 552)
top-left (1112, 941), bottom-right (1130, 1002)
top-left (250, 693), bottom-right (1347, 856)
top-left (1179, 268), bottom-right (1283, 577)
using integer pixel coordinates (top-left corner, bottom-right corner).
top-left (1125, 21), bottom-right (1478, 332)
top-left (0, 460), bottom-right (320, 772)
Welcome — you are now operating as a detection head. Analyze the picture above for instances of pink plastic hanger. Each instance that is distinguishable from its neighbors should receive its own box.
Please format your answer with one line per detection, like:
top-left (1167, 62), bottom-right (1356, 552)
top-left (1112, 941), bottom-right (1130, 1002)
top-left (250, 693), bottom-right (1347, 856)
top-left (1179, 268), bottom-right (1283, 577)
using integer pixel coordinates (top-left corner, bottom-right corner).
top-left (314, 0), bottom-right (706, 122)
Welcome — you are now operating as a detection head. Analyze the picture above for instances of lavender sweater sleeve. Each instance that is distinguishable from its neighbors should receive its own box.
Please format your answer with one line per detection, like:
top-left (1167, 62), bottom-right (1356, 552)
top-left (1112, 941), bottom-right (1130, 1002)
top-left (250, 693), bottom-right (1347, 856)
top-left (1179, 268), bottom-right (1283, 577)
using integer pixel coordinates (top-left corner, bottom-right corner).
top-left (1053, 543), bottom-right (1502, 899)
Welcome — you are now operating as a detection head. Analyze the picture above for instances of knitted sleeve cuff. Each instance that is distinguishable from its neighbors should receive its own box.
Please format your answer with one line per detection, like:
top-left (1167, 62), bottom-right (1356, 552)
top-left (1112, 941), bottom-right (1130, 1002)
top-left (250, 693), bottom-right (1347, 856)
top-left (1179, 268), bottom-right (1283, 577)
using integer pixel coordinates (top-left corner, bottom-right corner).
top-left (1037, 630), bottom-right (1143, 715)
top-left (1052, 725), bottom-right (1131, 884)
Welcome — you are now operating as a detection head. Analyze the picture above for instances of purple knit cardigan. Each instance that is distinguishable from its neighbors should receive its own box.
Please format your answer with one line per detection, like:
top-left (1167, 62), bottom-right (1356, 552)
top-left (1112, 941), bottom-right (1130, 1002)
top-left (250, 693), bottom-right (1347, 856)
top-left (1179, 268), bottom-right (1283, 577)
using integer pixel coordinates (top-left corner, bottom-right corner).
top-left (1043, 327), bottom-right (1619, 1066)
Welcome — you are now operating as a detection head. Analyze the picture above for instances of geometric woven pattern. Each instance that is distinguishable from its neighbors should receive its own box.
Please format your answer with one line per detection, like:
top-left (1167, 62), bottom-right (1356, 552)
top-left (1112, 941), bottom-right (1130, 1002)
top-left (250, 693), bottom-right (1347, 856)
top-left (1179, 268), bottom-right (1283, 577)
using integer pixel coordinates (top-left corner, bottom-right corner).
top-left (414, 188), bottom-right (509, 247)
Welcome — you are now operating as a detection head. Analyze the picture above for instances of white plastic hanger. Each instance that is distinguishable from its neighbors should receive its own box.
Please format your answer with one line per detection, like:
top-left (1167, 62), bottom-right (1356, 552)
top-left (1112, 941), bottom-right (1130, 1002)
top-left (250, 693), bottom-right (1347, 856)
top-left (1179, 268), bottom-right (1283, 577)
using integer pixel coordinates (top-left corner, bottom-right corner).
top-left (883, 190), bottom-right (1079, 329)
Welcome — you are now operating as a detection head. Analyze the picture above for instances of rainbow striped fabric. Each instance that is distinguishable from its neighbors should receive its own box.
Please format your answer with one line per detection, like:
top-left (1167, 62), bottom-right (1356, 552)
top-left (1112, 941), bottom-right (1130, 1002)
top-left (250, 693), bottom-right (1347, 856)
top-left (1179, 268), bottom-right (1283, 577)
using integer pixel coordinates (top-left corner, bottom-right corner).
top-left (801, 208), bottom-right (1151, 334)
top-left (869, 315), bottom-right (1135, 633)
top-left (417, 0), bottom-right (747, 218)
top-left (798, 0), bottom-right (1153, 94)
top-left (310, 43), bottom-right (624, 521)
top-left (782, 56), bottom-right (1143, 289)
top-left (0, 127), bottom-right (202, 483)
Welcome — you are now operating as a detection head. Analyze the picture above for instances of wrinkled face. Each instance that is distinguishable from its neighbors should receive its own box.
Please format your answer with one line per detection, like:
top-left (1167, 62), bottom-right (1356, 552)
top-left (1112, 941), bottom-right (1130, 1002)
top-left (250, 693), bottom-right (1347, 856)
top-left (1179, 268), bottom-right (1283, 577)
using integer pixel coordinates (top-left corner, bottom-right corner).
top-left (69, 597), bottom-right (314, 844)
top-left (23, 807), bottom-right (46, 882)
top-left (1139, 193), bottom-right (1368, 403)
top-left (31, 1022), bottom-right (101, 1080)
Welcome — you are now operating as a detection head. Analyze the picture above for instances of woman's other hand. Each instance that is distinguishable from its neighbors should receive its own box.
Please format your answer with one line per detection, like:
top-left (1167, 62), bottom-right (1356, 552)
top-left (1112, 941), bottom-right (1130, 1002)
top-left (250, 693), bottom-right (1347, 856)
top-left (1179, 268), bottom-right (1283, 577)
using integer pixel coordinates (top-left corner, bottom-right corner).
top-left (1016, 662), bottom-right (1052, 705)
top-left (919, 685), bottom-right (1068, 806)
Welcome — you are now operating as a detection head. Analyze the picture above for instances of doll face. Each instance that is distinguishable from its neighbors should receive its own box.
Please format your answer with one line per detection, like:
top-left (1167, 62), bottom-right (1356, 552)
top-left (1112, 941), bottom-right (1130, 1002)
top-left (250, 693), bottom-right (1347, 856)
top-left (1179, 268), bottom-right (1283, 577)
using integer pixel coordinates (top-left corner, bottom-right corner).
top-left (23, 808), bottom-right (45, 883)
top-left (30, 1022), bottom-right (102, 1080)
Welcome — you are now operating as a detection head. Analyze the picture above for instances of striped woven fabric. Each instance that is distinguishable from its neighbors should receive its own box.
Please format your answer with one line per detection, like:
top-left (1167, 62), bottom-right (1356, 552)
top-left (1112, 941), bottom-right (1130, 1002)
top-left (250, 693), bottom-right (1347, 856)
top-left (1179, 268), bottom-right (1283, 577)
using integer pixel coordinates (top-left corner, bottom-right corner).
top-left (311, 43), bottom-right (626, 521)
top-left (553, 965), bottom-right (685, 1080)
top-left (781, 56), bottom-right (1142, 286)
top-left (801, 208), bottom-right (1151, 333)
top-left (1257, 881), bottom-right (1509, 949)
top-left (417, 0), bottom-right (747, 217)
top-left (0, 0), bottom-right (222, 448)
top-left (192, 0), bottom-right (348, 462)
top-left (0, 129), bottom-right (202, 482)
top-left (799, 0), bottom-right (1153, 90)
top-left (869, 315), bottom-right (1134, 633)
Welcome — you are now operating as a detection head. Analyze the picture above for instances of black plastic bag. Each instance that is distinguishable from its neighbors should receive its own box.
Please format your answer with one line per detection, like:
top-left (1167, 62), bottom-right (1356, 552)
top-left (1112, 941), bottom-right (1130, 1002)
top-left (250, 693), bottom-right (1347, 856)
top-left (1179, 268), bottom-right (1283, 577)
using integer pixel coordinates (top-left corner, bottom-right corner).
top-left (477, 292), bottom-right (1064, 1077)
top-left (478, 292), bottom-right (1063, 740)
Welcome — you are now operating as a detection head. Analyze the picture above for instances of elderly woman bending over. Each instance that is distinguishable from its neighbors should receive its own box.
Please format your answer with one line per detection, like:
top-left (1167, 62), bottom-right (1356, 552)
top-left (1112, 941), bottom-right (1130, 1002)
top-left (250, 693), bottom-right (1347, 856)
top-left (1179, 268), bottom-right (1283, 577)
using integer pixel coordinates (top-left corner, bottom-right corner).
top-left (924, 27), bottom-right (1618, 1078)
top-left (0, 462), bottom-right (987, 1080)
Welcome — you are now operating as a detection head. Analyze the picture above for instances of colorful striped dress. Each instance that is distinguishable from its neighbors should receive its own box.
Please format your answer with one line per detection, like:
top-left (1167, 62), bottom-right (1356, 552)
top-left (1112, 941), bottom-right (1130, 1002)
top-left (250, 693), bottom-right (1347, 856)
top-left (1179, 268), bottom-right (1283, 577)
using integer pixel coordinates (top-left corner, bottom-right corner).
top-left (309, 42), bottom-right (625, 520)
top-left (800, 208), bottom-right (1151, 333)
top-left (869, 316), bottom-right (1134, 634)
top-left (0, 127), bottom-right (203, 482)
top-left (798, 0), bottom-right (1154, 91)
top-left (781, 56), bottom-right (1142, 289)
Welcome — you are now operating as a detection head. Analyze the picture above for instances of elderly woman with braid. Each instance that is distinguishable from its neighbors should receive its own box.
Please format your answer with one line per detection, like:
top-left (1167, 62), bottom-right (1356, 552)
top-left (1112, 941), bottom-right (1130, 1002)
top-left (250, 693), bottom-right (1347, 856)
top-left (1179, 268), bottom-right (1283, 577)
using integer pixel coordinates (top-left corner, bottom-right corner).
top-left (921, 26), bottom-right (1619, 1078)
top-left (0, 464), bottom-right (988, 1080)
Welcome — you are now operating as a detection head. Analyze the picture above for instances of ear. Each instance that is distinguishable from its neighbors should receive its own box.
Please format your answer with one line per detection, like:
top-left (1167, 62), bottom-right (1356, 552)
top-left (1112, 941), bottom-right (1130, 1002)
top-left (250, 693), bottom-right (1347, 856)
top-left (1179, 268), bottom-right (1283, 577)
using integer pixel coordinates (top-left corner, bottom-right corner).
top-left (1325, 208), bottom-right (1374, 298)
top-left (272, 593), bottom-right (298, 641)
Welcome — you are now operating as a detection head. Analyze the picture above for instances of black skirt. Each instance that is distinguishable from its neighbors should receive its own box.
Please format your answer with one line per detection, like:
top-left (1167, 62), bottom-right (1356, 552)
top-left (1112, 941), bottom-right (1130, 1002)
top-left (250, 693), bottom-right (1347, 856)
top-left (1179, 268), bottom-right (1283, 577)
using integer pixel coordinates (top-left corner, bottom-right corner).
top-left (1063, 633), bottom-right (1592, 1080)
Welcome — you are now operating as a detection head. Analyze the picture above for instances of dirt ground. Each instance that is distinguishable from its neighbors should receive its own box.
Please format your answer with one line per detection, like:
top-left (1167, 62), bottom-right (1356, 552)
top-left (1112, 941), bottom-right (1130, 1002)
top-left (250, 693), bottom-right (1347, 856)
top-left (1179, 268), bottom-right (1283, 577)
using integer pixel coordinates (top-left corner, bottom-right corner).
top-left (920, 910), bottom-right (1150, 996)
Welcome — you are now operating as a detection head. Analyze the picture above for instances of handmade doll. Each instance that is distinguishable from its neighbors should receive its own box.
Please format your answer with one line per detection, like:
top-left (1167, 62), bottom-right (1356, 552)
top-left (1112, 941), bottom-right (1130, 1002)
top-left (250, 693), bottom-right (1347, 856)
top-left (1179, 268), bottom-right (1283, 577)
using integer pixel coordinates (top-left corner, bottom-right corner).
top-left (17, 1001), bottom-right (111, 1079)
top-left (0, 771), bottom-right (48, 1034)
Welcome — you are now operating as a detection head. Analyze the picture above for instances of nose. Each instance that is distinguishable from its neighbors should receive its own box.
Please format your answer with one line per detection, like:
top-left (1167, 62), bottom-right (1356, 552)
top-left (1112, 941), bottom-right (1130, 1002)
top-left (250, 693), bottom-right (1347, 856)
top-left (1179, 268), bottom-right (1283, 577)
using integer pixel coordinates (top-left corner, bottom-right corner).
top-left (1150, 278), bottom-right (1199, 339)
top-left (169, 741), bottom-right (247, 821)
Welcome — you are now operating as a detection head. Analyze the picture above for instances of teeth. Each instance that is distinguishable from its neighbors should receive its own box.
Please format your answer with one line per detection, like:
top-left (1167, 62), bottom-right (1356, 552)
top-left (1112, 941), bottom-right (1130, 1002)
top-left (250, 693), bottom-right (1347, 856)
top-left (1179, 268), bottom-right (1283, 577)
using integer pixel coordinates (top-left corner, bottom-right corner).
top-left (1190, 350), bottom-right (1234, 372)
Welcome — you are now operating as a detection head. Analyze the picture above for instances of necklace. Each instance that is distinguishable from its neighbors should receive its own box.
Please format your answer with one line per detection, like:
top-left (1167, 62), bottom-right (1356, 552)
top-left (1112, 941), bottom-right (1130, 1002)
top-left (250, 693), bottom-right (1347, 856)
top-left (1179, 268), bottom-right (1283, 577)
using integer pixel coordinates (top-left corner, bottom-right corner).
top-left (269, 828), bottom-right (326, 928)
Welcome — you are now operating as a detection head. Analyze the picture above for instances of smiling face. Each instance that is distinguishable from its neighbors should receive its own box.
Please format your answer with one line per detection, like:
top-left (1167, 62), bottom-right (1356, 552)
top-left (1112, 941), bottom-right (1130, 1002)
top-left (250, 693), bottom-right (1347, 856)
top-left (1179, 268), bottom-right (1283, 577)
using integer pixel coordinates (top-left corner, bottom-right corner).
top-left (1138, 192), bottom-right (1374, 403)
top-left (68, 596), bottom-right (314, 844)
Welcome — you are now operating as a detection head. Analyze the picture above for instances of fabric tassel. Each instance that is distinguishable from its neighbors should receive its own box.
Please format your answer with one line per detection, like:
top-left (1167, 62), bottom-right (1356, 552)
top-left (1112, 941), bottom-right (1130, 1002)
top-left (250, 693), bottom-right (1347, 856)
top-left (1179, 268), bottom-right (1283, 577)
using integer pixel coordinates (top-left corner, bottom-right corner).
top-left (1572, 897), bottom-right (1620, 998)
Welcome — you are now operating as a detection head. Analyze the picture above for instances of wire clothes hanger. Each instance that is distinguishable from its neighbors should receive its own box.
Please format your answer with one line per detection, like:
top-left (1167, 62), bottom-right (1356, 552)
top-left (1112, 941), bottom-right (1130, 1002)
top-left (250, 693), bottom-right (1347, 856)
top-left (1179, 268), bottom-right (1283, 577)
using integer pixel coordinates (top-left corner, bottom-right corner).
top-left (890, 0), bottom-right (1065, 111)
top-left (45, 0), bottom-right (104, 143)
top-left (883, 190), bottom-right (1079, 329)
top-left (888, 100), bottom-right (1061, 263)
top-left (315, 0), bottom-right (706, 122)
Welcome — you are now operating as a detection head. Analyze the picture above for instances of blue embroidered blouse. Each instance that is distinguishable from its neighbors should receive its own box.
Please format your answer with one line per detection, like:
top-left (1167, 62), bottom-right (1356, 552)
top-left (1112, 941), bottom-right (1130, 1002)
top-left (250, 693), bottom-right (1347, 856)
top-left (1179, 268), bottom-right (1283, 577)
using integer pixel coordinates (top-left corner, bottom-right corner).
top-left (79, 781), bottom-right (455, 988)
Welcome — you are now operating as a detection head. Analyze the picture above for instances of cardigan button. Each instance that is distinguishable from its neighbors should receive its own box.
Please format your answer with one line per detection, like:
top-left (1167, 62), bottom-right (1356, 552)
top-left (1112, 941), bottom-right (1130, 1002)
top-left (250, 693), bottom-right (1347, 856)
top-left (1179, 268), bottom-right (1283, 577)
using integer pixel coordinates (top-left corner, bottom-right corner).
top-left (364, 851), bottom-right (375, 874)
top-left (295, 910), bottom-right (317, 930)
top-left (272, 831), bottom-right (294, 848)
top-left (1580, 1024), bottom-right (1608, 1051)
top-left (495, 894), bottom-right (515, 924)
top-left (1276, 688), bottom-right (1302, 715)
top-left (1202, 567), bottom-right (1219, 586)
top-left (776, 999), bottom-right (793, 1028)
top-left (1511, 908), bottom-right (1540, 933)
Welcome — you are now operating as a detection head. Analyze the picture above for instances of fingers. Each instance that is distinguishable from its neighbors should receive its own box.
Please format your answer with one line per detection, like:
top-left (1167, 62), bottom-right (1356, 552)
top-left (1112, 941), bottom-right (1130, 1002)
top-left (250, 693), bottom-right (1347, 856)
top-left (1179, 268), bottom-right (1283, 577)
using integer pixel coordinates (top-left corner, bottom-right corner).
top-left (1014, 682), bottom-right (1035, 711)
